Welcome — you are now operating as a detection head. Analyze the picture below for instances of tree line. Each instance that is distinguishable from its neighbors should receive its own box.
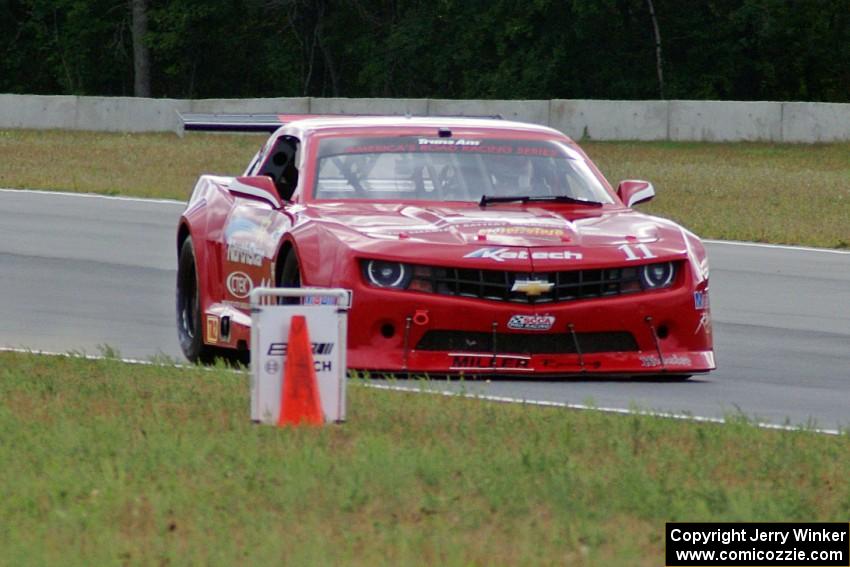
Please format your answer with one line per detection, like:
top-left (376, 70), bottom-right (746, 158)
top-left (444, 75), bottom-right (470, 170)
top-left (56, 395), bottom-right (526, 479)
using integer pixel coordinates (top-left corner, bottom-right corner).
top-left (1, 0), bottom-right (848, 102)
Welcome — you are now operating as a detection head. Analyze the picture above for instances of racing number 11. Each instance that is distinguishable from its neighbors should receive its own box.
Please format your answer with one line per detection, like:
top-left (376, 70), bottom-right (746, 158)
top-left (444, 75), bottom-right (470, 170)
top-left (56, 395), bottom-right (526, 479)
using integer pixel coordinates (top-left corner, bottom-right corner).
top-left (618, 244), bottom-right (656, 261)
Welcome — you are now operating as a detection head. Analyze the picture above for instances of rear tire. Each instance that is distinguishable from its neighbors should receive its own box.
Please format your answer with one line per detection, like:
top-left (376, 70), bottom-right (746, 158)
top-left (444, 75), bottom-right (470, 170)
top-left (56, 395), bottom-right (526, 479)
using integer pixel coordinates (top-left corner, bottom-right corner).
top-left (176, 236), bottom-right (216, 364)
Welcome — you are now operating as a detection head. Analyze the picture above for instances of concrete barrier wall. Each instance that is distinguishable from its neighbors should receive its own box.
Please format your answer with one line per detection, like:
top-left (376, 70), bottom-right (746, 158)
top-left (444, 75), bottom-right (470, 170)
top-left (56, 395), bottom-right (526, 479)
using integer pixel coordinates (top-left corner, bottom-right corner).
top-left (550, 100), bottom-right (669, 141)
top-left (781, 102), bottom-right (850, 143)
top-left (0, 93), bottom-right (847, 142)
top-left (669, 100), bottom-right (782, 142)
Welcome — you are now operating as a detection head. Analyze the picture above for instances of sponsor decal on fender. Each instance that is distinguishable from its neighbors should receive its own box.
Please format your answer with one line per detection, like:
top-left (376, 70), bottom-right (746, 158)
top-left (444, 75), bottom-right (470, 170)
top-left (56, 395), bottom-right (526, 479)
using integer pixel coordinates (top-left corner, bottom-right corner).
top-left (226, 271), bottom-right (253, 299)
top-left (206, 315), bottom-right (219, 344)
top-left (507, 314), bottom-right (556, 331)
top-left (227, 242), bottom-right (264, 266)
top-left (464, 247), bottom-right (582, 262)
top-left (693, 290), bottom-right (710, 310)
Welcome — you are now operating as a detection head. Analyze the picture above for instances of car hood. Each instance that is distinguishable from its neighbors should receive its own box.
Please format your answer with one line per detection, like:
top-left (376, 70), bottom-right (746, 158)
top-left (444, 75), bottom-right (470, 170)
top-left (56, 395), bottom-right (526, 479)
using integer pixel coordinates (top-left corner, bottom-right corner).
top-left (299, 202), bottom-right (698, 271)
top-left (307, 202), bottom-right (669, 248)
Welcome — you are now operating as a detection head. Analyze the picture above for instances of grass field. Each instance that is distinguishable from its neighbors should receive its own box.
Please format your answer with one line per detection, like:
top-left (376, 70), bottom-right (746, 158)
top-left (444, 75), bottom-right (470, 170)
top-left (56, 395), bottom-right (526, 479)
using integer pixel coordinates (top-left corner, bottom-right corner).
top-left (0, 129), bottom-right (848, 248)
top-left (1, 351), bottom-right (848, 566)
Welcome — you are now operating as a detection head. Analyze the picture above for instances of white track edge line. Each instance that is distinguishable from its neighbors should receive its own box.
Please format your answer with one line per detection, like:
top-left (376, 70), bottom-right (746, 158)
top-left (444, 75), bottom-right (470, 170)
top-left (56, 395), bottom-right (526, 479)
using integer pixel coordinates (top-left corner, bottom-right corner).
top-left (1, 347), bottom-right (842, 436)
top-left (0, 346), bottom-right (246, 375)
top-left (705, 239), bottom-right (850, 255)
top-left (3, 188), bottom-right (847, 255)
top-left (361, 383), bottom-right (843, 436)
top-left (0, 187), bottom-right (184, 205)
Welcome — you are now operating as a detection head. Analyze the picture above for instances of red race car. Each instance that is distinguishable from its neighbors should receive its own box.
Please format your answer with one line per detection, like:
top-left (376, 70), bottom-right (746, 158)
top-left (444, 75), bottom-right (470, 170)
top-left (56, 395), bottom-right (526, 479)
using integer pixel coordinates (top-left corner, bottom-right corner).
top-left (176, 114), bottom-right (714, 379)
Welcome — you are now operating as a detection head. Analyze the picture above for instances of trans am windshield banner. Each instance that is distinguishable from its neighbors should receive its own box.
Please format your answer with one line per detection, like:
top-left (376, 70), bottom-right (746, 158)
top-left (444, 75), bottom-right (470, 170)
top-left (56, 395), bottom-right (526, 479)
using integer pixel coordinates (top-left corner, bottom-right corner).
top-left (317, 137), bottom-right (579, 160)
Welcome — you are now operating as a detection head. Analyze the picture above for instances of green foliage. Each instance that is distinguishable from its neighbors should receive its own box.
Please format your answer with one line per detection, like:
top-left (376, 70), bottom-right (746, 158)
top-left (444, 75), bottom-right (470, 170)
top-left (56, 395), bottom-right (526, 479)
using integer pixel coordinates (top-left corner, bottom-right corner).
top-left (0, 0), bottom-right (848, 100)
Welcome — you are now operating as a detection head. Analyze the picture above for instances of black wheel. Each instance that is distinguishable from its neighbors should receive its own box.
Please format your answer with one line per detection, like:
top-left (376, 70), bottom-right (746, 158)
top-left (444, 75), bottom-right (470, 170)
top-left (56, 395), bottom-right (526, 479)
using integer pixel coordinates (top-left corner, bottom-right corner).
top-left (667, 374), bottom-right (693, 382)
top-left (276, 250), bottom-right (301, 304)
top-left (176, 236), bottom-right (216, 363)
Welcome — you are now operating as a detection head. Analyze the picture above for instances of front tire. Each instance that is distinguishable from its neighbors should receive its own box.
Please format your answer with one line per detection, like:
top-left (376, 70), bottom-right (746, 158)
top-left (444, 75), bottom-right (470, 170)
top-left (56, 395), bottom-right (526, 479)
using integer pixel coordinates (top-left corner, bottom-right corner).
top-left (275, 250), bottom-right (301, 304)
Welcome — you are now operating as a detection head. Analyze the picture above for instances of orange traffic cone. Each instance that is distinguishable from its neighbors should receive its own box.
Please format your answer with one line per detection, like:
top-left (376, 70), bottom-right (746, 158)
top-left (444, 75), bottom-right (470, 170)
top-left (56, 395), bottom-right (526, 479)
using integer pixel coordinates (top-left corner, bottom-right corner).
top-left (277, 315), bottom-right (324, 426)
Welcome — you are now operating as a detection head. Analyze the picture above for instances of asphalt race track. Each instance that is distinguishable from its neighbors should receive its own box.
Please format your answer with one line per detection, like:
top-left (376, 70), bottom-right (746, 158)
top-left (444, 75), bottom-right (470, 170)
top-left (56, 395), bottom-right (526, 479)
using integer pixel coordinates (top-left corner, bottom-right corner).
top-left (2, 189), bottom-right (848, 430)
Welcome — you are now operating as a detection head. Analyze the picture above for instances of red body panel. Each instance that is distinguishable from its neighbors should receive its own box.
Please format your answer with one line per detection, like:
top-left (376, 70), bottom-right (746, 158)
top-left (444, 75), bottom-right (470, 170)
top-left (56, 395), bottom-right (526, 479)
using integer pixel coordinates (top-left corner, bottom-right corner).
top-left (178, 117), bottom-right (714, 377)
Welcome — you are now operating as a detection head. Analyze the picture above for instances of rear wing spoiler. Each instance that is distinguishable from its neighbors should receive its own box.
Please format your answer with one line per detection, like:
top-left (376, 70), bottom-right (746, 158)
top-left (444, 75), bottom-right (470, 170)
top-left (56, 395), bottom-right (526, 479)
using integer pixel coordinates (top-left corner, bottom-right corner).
top-left (179, 113), bottom-right (322, 133)
top-left (179, 112), bottom-right (503, 133)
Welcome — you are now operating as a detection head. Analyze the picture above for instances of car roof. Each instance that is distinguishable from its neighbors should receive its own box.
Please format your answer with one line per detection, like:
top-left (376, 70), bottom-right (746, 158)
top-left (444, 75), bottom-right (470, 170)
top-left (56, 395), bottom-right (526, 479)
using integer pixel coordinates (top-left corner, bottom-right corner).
top-left (283, 115), bottom-right (569, 139)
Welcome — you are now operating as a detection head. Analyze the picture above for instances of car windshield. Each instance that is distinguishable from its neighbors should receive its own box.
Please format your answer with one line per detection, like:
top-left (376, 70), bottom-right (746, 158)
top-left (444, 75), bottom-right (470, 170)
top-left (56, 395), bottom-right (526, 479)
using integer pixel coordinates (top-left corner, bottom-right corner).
top-left (313, 136), bottom-right (614, 204)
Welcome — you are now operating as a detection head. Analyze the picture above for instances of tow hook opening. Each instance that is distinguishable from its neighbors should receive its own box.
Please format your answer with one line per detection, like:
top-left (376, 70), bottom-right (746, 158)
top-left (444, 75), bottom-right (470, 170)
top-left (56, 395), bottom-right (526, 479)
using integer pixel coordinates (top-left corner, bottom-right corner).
top-left (412, 309), bottom-right (430, 326)
top-left (380, 323), bottom-right (396, 339)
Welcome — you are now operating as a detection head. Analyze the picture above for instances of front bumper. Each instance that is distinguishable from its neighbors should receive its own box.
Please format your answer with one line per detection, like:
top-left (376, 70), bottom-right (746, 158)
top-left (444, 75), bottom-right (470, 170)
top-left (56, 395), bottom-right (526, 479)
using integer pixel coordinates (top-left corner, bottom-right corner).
top-left (346, 275), bottom-right (714, 377)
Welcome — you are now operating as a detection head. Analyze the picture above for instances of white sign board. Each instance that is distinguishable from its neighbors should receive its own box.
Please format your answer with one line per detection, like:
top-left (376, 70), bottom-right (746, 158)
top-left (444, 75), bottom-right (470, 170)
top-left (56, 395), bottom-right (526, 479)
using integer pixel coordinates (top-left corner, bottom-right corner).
top-left (249, 287), bottom-right (350, 424)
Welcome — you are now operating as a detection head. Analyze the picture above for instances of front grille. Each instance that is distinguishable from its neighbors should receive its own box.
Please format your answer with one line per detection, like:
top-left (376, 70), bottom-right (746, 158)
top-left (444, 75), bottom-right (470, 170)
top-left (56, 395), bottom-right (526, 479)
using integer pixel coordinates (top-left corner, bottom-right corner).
top-left (416, 330), bottom-right (638, 354)
top-left (423, 266), bottom-right (645, 304)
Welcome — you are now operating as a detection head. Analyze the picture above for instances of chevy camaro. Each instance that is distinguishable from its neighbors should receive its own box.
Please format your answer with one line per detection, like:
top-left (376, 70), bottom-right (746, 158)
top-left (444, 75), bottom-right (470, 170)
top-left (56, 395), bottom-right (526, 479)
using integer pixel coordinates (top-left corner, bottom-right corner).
top-left (176, 115), bottom-right (714, 378)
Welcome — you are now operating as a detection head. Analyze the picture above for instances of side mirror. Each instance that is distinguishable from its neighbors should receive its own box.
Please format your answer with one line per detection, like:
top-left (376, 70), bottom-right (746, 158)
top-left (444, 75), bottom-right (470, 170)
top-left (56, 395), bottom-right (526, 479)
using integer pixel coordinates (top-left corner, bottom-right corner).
top-left (617, 180), bottom-right (655, 207)
top-left (228, 176), bottom-right (282, 208)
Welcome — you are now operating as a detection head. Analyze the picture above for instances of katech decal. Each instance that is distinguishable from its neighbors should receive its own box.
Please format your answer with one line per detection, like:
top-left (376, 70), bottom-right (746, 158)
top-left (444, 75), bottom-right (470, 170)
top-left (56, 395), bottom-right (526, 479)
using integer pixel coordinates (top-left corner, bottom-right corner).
top-left (226, 271), bottom-right (253, 299)
top-left (450, 354), bottom-right (531, 370)
top-left (227, 242), bottom-right (264, 266)
top-left (464, 247), bottom-right (582, 262)
top-left (507, 314), bottom-right (555, 331)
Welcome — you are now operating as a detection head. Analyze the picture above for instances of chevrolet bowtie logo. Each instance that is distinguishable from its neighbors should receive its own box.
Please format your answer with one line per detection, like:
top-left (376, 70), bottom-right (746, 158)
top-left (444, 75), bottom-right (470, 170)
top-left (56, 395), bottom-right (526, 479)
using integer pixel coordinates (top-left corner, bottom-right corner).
top-left (511, 279), bottom-right (554, 296)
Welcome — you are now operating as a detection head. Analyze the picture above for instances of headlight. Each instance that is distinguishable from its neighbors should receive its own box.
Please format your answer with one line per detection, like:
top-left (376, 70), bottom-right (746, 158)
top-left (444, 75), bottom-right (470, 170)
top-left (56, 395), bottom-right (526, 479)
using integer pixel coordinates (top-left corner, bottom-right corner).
top-left (641, 262), bottom-right (675, 289)
top-left (363, 260), bottom-right (411, 288)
